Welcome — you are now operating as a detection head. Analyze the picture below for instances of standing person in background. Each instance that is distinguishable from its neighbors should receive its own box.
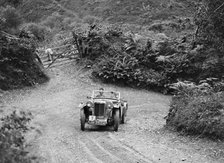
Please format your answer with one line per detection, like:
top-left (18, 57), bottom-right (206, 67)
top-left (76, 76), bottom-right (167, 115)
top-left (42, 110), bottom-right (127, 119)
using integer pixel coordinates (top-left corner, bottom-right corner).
top-left (45, 48), bottom-right (54, 62)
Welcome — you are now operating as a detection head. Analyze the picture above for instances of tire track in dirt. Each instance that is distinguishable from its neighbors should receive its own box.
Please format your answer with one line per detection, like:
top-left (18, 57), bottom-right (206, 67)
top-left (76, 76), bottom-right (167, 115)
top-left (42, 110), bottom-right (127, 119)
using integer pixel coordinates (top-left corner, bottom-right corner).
top-left (78, 140), bottom-right (105, 163)
top-left (93, 136), bottom-right (153, 163)
top-left (32, 115), bottom-right (78, 163)
top-left (95, 140), bottom-right (146, 163)
top-left (108, 132), bottom-right (156, 163)
top-left (75, 125), bottom-right (154, 163)
top-left (73, 120), bottom-right (123, 163)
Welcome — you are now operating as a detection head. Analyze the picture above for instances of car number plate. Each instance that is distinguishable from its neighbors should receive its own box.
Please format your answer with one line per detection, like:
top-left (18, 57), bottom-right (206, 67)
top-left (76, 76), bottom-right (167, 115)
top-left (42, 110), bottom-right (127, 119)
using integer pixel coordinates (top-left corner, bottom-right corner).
top-left (89, 116), bottom-right (96, 121)
top-left (95, 120), bottom-right (107, 125)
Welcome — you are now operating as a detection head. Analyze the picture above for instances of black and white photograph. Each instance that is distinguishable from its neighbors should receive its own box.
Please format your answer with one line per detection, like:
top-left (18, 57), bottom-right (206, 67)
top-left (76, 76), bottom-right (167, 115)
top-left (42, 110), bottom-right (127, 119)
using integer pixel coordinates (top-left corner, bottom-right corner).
top-left (0, 0), bottom-right (224, 162)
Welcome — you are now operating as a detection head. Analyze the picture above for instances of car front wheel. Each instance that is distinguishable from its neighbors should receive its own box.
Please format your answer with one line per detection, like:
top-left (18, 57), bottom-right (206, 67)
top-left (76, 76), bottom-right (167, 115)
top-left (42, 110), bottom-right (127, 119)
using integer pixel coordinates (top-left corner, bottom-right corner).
top-left (80, 109), bottom-right (86, 131)
top-left (113, 109), bottom-right (119, 131)
top-left (121, 112), bottom-right (125, 124)
top-left (121, 105), bottom-right (128, 124)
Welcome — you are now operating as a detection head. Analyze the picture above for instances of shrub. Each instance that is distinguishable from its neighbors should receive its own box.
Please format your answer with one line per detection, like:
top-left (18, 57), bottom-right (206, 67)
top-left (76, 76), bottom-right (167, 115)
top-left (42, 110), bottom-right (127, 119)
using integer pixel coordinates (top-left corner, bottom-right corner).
top-left (20, 23), bottom-right (51, 41)
top-left (195, 0), bottom-right (224, 51)
top-left (0, 16), bottom-right (6, 31)
top-left (0, 111), bottom-right (33, 163)
top-left (93, 52), bottom-right (167, 89)
top-left (0, 0), bottom-right (23, 7)
top-left (166, 81), bottom-right (224, 138)
top-left (42, 12), bottom-right (64, 29)
top-left (62, 17), bottom-right (80, 30)
top-left (0, 33), bottom-right (49, 90)
top-left (0, 5), bottom-right (23, 32)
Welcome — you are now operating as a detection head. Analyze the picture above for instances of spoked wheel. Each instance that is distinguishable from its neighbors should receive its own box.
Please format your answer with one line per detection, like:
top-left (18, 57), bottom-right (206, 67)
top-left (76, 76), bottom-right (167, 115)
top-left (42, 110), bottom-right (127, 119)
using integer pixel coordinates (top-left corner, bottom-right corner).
top-left (113, 109), bottom-right (120, 132)
top-left (80, 109), bottom-right (86, 131)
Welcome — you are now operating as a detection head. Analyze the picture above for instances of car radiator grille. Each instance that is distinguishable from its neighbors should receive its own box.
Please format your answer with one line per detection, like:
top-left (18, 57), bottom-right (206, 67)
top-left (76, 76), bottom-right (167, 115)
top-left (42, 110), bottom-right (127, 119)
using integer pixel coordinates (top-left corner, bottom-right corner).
top-left (94, 103), bottom-right (105, 116)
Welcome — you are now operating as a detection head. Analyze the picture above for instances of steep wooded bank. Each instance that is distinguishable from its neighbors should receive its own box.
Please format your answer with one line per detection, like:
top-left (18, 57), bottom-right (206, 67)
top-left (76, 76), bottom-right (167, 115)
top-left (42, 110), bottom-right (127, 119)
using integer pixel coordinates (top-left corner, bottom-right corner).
top-left (0, 1), bottom-right (49, 90)
top-left (0, 33), bottom-right (49, 90)
top-left (166, 0), bottom-right (224, 138)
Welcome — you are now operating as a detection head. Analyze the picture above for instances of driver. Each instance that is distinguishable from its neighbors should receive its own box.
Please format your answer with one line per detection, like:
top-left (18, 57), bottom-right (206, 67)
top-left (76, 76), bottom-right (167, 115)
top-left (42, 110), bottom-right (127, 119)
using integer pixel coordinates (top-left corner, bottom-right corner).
top-left (96, 88), bottom-right (105, 98)
top-left (114, 93), bottom-right (119, 99)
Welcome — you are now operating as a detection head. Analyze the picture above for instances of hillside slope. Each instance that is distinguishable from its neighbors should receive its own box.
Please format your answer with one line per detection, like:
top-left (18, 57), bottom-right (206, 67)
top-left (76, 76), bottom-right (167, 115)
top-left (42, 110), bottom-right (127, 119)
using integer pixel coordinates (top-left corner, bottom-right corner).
top-left (18, 0), bottom-right (64, 22)
top-left (17, 0), bottom-right (197, 25)
top-left (55, 0), bottom-right (197, 24)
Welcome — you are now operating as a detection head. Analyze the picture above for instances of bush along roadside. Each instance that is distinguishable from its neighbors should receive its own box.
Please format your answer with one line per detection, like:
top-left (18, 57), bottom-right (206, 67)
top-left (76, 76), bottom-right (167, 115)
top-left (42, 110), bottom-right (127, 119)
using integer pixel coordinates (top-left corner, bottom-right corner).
top-left (0, 111), bottom-right (34, 163)
top-left (72, 24), bottom-right (224, 93)
top-left (165, 79), bottom-right (224, 139)
top-left (0, 32), bottom-right (49, 90)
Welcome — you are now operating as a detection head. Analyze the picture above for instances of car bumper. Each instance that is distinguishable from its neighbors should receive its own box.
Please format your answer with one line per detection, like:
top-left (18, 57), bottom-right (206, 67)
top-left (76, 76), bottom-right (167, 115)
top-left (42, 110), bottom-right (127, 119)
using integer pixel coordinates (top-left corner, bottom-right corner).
top-left (88, 118), bottom-right (107, 126)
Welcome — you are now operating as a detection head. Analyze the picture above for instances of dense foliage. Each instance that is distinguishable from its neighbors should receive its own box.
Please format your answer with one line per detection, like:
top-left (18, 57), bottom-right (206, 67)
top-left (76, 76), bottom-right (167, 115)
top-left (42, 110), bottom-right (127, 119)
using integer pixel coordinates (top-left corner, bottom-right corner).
top-left (195, 0), bottom-right (224, 51)
top-left (166, 80), bottom-right (224, 138)
top-left (0, 5), bottom-right (23, 33)
top-left (0, 111), bottom-right (33, 163)
top-left (72, 25), bottom-right (170, 91)
top-left (165, 0), bottom-right (224, 138)
top-left (0, 0), bottom-right (23, 7)
top-left (0, 33), bottom-right (49, 90)
top-left (72, 23), bottom-right (223, 92)
top-left (0, 0), bottom-right (49, 90)
top-left (20, 23), bottom-right (51, 42)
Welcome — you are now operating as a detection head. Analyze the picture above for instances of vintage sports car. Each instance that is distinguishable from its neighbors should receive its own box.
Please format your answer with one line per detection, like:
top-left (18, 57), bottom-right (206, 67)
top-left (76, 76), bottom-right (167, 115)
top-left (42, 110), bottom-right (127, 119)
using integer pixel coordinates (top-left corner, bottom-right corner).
top-left (79, 90), bottom-right (128, 131)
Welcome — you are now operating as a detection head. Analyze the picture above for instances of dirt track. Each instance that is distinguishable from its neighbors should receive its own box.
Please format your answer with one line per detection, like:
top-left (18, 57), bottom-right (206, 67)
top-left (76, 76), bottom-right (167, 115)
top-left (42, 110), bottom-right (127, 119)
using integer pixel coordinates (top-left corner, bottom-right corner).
top-left (1, 62), bottom-right (224, 163)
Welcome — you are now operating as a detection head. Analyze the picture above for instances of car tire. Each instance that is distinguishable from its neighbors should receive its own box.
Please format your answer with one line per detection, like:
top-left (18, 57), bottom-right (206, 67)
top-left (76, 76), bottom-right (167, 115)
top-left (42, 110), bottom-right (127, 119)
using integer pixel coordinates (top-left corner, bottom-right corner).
top-left (121, 105), bottom-right (128, 124)
top-left (80, 109), bottom-right (86, 131)
top-left (113, 109), bottom-right (119, 132)
top-left (121, 112), bottom-right (125, 124)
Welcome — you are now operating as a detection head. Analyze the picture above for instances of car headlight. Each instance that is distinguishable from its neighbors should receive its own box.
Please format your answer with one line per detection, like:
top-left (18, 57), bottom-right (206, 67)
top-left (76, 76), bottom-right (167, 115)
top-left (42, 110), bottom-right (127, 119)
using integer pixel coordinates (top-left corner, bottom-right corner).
top-left (107, 102), bottom-right (114, 109)
top-left (86, 101), bottom-right (93, 108)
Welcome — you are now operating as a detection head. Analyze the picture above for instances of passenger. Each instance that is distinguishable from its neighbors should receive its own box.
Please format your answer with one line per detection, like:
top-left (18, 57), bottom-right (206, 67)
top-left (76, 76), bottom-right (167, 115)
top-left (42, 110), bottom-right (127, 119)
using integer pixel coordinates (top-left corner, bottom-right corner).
top-left (96, 88), bottom-right (105, 98)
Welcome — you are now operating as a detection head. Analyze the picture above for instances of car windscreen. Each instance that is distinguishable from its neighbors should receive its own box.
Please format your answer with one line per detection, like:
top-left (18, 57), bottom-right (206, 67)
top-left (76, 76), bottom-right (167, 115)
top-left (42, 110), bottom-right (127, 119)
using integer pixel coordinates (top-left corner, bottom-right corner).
top-left (93, 91), bottom-right (120, 99)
